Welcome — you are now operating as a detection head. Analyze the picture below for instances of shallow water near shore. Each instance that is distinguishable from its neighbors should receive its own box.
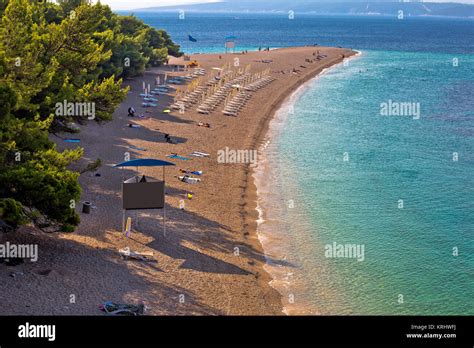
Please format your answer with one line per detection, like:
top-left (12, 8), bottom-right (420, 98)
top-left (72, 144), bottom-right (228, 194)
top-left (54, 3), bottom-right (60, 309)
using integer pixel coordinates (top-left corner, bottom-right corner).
top-left (256, 50), bottom-right (473, 315)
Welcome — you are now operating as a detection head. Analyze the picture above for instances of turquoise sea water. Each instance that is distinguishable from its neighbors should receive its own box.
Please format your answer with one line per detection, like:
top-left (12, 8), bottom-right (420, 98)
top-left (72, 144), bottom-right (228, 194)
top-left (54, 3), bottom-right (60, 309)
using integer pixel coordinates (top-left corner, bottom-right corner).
top-left (257, 50), bottom-right (473, 315)
top-left (134, 13), bottom-right (474, 314)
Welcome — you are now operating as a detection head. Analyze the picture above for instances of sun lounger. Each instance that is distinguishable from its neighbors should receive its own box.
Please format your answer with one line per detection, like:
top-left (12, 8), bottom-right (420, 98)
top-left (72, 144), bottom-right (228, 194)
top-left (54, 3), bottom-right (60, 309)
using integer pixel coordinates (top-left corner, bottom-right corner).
top-left (190, 151), bottom-right (210, 158)
top-left (119, 247), bottom-right (154, 262)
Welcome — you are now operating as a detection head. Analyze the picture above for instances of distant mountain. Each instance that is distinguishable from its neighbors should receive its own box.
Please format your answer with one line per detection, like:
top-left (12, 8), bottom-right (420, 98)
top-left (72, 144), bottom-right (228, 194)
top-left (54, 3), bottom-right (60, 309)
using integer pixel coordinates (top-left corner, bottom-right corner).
top-left (136, 1), bottom-right (474, 18)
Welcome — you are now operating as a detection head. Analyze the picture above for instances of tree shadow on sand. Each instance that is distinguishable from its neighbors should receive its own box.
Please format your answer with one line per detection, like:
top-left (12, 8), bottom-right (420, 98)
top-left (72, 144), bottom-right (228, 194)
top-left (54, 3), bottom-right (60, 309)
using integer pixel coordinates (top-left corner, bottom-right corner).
top-left (124, 203), bottom-right (295, 273)
top-left (0, 228), bottom-right (221, 315)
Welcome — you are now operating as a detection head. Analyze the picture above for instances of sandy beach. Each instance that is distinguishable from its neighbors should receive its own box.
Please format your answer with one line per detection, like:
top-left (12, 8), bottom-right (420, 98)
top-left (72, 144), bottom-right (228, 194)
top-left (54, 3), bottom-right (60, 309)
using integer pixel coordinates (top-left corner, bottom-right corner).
top-left (0, 46), bottom-right (355, 315)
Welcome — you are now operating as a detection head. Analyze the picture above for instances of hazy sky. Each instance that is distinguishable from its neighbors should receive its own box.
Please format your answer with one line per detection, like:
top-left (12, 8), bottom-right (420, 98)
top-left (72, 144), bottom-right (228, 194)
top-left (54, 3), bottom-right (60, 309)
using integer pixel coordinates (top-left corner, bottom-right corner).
top-left (98, 0), bottom-right (474, 11)
top-left (99, 0), bottom-right (219, 10)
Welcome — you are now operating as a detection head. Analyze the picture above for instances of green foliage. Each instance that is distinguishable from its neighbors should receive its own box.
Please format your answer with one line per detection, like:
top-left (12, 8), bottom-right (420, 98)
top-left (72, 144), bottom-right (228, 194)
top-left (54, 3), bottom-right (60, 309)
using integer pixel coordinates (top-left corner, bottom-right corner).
top-left (158, 29), bottom-right (181, 57)
top-left (1, 149), bottom-right (83, 225)
top-left (60, 224), bottom-right (76, 233)
top-left (57, 0), bottom-right (88, 17)
top-left (77, 76), bottom-right (129, 122)
top-left (116, 15), bottom-right (182, 73)
top-left (0, 198), bottom-right (26, 227)
top-left (0, 0), bottom-right (180, 232)
top-left (0, 85), bottom-right (83, 228)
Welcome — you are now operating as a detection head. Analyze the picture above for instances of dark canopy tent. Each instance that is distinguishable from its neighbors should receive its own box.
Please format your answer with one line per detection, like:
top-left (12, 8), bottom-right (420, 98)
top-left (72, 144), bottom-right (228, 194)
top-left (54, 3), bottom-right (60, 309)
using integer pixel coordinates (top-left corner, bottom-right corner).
top-left (114, 158), bottom-right (175, 237)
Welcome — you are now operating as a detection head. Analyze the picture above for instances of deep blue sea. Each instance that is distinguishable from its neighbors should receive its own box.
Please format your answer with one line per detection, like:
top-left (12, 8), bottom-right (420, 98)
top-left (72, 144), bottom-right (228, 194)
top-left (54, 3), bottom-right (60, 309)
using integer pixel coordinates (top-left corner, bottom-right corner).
top-left (130, 12), bottom-right (474, 315)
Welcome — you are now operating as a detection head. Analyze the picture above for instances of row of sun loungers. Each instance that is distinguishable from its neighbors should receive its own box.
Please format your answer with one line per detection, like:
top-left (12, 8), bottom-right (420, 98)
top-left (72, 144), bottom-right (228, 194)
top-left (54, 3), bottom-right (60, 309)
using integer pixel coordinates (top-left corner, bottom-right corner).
top-left (243, 76), bottom-right (276, 92)
top-left (196, 74), bottom-right (250, 114)
top-left (173, 69), bottom-right (238, 111)
top-left (184, 67), bottom-right (206, 80)
top-left (222, 76), bottom-right (276, 116)
top-left (170, 85), bottom-right (207, 111)
top-left (170, 68), bottom-right (227, 111)
top-left (169, 67), bottom-right (275, 116)
top-left (222, 92), bottom-right (252, 116)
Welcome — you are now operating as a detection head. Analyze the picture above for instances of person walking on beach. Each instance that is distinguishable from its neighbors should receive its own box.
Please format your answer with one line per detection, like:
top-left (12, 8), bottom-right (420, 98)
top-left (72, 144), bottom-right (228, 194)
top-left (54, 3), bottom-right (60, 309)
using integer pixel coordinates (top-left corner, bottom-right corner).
top-left (128, 107), bottom-right (136, 117)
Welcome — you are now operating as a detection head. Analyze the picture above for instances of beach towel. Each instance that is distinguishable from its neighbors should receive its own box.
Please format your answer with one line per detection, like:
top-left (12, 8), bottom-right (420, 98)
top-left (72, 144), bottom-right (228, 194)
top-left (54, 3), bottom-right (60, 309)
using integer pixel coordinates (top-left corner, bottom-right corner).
top-left (64, 139), bottom-right (81, 143)
top-left (163, 109), bottom-right (171, 113)
top-left (99, 301), bottom-right (145, 316)
top-left (142, 102), bottom-right (157, 107)
top-left (167, 154), bottom-right (190, 161)
top-left (179, 175), bottom-right (201, 184)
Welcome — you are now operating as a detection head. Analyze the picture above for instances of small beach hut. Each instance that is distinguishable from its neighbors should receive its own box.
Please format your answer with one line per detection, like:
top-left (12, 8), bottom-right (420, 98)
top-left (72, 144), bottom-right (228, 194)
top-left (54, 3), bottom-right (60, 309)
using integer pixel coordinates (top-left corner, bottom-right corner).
top-left (167, 55), bottom-right (187, 71)
top-left (114, 158), bottom-right (175, 237)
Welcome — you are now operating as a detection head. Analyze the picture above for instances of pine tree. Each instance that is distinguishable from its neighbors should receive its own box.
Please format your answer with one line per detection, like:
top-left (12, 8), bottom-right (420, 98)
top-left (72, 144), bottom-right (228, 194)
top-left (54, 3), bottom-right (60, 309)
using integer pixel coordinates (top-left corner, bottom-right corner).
top-left (0, 0), bottom-right (181, 232)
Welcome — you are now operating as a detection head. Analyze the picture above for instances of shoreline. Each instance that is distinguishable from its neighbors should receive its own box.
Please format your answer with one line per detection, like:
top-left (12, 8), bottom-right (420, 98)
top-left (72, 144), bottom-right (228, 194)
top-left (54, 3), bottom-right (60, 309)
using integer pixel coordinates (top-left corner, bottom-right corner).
top-left (0, 46), bottom-right (356, 315)
top-left (239, 49), bottom-right (359, 314)
top-left (251, 51), bottom-right (362, 315)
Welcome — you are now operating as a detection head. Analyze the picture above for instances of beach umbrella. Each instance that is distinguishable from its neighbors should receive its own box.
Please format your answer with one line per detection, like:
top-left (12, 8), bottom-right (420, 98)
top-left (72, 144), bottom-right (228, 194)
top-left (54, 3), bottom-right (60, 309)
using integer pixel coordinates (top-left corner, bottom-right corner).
top-left (114, 159), bottom-right (175, 168)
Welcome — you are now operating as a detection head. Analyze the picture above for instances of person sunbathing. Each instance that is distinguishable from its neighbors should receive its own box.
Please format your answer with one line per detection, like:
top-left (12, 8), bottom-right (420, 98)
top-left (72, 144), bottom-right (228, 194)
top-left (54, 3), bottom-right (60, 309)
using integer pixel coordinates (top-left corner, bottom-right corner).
top-left (197, 122), bottom-right (211, 128)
